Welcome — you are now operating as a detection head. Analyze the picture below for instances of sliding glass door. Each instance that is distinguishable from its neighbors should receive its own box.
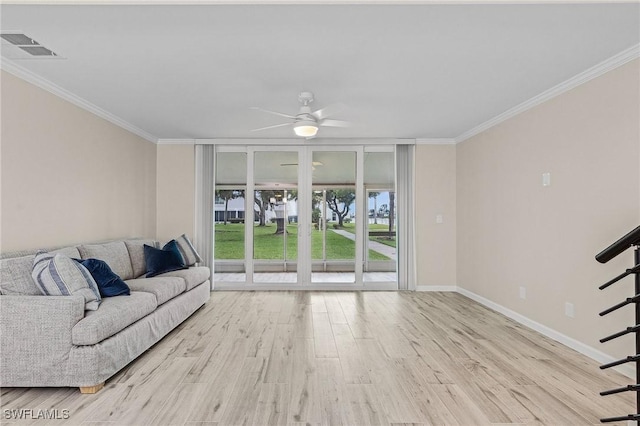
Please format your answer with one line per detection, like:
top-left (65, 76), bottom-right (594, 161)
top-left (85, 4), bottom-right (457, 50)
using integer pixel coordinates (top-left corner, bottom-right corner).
top-left (364, 150), bottom-right (397, 281)
top-left (212, 145), bottom-right (397, 289)
top-left (213, 150), bottom-right (247, 282)
top-left (252, 150), bottom-right (300, 284)
top-left (310, 149), bottom-right (359, 284)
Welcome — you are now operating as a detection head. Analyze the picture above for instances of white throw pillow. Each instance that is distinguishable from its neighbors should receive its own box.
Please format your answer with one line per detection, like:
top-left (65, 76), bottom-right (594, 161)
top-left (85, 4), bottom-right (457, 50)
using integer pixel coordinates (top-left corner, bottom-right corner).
top-left (174, 234), bottom-right (202, 266)
top-left (32, 252), bottom-right (102, 311)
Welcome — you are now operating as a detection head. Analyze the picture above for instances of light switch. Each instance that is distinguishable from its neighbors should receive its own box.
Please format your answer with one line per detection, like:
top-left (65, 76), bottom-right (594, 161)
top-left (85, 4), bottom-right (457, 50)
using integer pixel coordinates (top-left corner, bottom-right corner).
top-left (565, 302), bottom-right (575, 318)
top-left (542, 172), bottom-right (551, 187)
top-left (519, 286), bottom-right (526, 299)
top-left (436, 214), bottom-right (443, 224)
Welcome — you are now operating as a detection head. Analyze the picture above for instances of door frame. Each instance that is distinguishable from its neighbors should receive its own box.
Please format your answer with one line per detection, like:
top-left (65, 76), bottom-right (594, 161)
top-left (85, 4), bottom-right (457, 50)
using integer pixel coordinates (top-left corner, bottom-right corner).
top-left (214, 144), bottom-right (398, 290)
top-left (245, 146), bottom-right (305, 285)
top-left (305, 145), bottom-right (364, 285)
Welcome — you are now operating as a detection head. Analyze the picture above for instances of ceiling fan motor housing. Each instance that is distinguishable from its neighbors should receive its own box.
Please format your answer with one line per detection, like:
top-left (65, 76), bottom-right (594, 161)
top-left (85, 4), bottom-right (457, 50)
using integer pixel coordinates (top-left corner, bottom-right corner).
top-left (296, 106), bottom-right (317, 124)
top-left (293, 98), bottom-right (319, 137)
top-left (298, 91), bottom-right (315, 105)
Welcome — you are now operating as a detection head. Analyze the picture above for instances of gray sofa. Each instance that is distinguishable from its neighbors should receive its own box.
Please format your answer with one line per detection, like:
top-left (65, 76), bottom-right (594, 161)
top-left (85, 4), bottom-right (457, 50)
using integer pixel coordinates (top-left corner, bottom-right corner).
top-left (0, 239), bottom-right (210, 393)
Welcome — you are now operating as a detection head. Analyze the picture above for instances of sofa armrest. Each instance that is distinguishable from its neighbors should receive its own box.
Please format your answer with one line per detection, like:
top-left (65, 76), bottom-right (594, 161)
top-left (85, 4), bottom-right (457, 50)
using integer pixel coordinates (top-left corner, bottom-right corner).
top-left (0, 295), bottom-right (85, 386)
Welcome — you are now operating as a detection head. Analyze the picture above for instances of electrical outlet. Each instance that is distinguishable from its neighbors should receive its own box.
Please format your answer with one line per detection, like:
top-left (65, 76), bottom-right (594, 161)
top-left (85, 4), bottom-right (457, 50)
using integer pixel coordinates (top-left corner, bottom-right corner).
top-left (542, 172), bottom-right (551, 187)
top-left (436, 214), bottom-right (443, 224)
top-left (519, 286), bottom-right (526, 299)
top-left (565, 302), bottom-right (575, 318)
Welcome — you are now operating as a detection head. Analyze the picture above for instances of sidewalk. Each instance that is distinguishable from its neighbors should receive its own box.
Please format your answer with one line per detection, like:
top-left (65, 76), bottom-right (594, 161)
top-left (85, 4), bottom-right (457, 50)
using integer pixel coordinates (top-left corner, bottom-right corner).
top-left (331, 229), bottom-right (397, 259)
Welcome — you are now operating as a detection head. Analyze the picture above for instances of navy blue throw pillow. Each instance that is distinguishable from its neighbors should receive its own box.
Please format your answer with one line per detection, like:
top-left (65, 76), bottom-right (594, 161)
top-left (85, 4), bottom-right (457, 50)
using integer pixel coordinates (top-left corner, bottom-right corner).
top-left (144, 241), bottom-right (187, 278)
top-left (75, 258), bottom-right (130, 297)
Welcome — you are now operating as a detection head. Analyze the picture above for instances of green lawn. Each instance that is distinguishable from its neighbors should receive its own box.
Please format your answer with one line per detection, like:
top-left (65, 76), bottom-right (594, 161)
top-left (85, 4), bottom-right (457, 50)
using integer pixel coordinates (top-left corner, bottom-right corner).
top-left (252, 224), bottom-right (297, 260)
top-left (214, 223), bottom-right (245, 259)
top-left (215, 223), bottom-right (389, 260)
top-left (339, 223), bottom-right (397, 249)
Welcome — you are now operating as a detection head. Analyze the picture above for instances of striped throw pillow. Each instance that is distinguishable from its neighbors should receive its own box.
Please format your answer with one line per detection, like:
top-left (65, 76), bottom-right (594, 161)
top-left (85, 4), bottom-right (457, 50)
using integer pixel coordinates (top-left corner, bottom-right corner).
top-left (174, 234), bottom-right (202, 266)
top-left (32, 252), bottom-right (102, 311)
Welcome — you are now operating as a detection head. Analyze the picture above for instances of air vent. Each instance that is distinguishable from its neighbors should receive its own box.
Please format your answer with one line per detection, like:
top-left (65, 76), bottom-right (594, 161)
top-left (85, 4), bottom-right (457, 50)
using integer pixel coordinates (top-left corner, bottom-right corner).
top-left (1, 33), bottom-right (37, 46)
top-left (19, 46), bottom-right (56, 56)
top-left (0, 33), bottom-right (59, 57)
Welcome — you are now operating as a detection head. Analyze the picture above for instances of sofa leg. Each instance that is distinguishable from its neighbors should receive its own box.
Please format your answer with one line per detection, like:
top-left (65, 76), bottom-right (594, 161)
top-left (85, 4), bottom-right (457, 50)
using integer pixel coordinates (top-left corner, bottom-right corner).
top-left (79, 383), bottom-right (104, 394)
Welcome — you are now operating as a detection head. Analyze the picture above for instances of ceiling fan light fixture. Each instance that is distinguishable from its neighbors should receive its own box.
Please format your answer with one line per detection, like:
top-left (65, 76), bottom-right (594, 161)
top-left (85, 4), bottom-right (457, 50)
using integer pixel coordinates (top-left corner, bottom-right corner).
top-left (293, 120), bottom-right (318, 137)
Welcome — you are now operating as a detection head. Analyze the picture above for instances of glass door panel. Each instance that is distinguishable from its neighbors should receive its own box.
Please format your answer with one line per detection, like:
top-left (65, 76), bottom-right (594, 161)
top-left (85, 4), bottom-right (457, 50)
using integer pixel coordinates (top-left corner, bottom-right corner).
top-left (364, 151), bottom-right (397, 282)
top-left (253, 151), bottom-right (299, 283)
top-left (214, 151), bottom-right (247, 283)
top-left (311, 151), bottom-right (356, 283)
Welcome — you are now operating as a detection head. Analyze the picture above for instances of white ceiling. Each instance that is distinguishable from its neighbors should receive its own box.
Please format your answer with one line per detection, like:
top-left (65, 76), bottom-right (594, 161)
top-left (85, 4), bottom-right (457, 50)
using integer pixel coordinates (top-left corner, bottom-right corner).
top-left (1, 3), bottom-right (638, 141)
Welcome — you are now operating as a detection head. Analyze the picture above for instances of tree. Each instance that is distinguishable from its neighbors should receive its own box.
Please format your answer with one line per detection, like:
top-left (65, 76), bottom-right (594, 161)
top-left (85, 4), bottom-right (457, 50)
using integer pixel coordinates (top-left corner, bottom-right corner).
top-left (326, 189), bottom-right (356, 227)
top-left (254, 190), bottom-right (276, 227)
top-left (215, 189), bottom-right (243, 224)
top-left (274, 190), bottom-right (298, 234)
top-left (311, 191), bottom-right (323, 228)
top-left (368, 192), bottom-right (380, 224)
top-left (254, 190), bottom-right (297, 233)
top-left (388, 191), bottom-right (395, 236)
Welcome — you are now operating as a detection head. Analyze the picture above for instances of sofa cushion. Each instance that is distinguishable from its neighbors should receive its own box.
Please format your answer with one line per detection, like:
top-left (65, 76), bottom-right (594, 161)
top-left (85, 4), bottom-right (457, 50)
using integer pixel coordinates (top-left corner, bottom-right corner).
top-left (174, 234), bottom-right (202, 266)
top-left (72, 291), bottom-right (157, 346)
top-left (125, 276), bottom-right (186, 305)
top-left (0, 247), bottom-right (81, 295)
top-left (144, 242), bottom-right (187, 278)
top-left (76, 258), bottom-right (130, 297)
top-left (32, 252), bottom-right (102, 311)
top-left (156, 267), bottom-right (210, 291)
top-left (52, 246), bottom-right (82, 259)
top-left (1, 255), bottom-right (38, 295)
top-left (78, 242), bottom-right (134, 280)
top-left (124, 239), bottom-right (157, 278)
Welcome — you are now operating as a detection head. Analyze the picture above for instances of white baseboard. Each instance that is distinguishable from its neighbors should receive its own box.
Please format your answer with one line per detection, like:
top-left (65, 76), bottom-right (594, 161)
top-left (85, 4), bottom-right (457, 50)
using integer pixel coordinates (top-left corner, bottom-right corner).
top-left (456, 286), bottom-right (634, 379)
top-left (213, 282), bottom-right (399, 291)
top-left (415, 285), bottom-right (458, 292)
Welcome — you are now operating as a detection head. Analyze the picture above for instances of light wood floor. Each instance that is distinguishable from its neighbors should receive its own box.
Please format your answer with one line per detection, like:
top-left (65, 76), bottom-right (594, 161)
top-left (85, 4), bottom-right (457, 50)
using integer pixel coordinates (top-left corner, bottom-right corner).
top-left (1, 291), bottom-right (634, 425)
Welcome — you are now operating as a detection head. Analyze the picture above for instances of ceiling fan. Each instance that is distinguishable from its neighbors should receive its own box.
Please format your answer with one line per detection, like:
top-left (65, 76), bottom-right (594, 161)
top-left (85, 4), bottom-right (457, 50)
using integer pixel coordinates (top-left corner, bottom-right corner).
top-left (280, 161), bottom-right (324, 170)
top-left (251, 92), bottom-right (350, 138)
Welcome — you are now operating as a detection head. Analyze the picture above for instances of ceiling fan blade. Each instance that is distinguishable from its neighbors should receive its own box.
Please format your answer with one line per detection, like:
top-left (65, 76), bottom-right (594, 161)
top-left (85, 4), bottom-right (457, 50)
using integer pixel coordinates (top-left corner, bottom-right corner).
top-left (250, 123), bottom-right (291, 132)
top-left (250, 106), bottom-right (297, 119)
top-left (312, 103), bottom-right (345, 120)
top-left (320, 119), bottom-right (350, 128)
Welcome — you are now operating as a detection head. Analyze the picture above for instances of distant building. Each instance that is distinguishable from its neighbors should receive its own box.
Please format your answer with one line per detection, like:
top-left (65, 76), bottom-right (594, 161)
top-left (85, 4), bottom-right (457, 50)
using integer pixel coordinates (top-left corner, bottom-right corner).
top-left (214, 196), bottom-right (355, 224)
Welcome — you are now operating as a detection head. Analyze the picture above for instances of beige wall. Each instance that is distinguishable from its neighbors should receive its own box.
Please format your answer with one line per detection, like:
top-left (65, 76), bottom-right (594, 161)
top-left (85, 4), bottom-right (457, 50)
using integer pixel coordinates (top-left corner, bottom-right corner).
top-left (456, 59), bottom-right (640, 359)
top-left (415, 144), bottom-right (457, 287)
top-left (0, 71), bottom-right (157, 252)
top-left (156, 144), bottom-right (195, 244)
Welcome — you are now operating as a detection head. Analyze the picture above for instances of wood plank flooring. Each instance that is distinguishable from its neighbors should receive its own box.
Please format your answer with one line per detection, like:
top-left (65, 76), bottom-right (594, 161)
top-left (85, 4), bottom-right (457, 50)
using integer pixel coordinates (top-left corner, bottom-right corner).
top-left (0, 291), bottom-right (634, 425)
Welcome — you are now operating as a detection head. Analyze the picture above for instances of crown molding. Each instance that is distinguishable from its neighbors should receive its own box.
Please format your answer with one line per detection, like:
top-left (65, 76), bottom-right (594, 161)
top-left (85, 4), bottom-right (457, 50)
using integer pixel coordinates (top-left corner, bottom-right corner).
top-left (157, 139), bottom-right (196, 145)
top-left (0, 58), bottom-right (158, 143)
top-left (4, 1), bottom-right (638, 4)
top-left (191, 138), bottom-right (414, 145)
top-left (415, 138), bottom-right (456, 145)
top-left (455, 43), bottom-right (640, 144)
